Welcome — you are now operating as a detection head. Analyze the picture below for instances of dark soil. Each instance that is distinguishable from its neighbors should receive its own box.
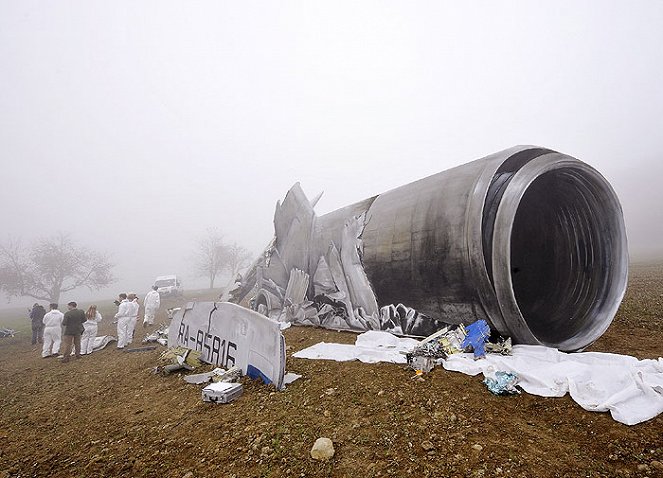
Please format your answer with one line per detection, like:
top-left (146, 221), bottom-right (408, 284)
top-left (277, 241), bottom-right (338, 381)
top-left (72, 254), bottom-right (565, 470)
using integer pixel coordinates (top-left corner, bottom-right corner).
top-left (0, 265), bottom-right (662, 478)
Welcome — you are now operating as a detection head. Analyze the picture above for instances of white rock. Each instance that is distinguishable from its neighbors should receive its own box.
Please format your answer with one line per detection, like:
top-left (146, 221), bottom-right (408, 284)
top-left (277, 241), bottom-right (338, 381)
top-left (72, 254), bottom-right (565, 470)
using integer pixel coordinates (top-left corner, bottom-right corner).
top-left (310, 437), bottom-right (335, 461)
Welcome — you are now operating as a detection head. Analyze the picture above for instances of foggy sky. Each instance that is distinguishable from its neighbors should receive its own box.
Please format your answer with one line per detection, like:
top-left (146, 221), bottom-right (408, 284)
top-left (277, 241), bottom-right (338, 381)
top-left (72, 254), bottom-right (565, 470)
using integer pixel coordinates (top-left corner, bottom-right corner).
top-left (1, 1), bottom-right (662, 308)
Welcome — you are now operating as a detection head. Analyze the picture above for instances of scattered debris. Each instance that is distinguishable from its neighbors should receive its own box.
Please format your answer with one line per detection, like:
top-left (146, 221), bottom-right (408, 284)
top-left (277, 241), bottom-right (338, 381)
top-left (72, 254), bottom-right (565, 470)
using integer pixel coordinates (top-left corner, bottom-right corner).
top-left (483, 370), bottom-right (520, 395)
top-left (485, 336), bottom-right (512, 355)
top-left (310, 437), bottom-right (335, 461)
top-left (213, 366), bottom-right (242, 383)
top-left (184, 368), bottom-right (224, 385)
top-left (405, 323), bottom-right (467, 370)
top-left (154, 346), bottom-right (203, 374)
top-left (0, 327), bottom-right (17, 338)
top-left (283, 372), bottom-right (301, 386)
top-left (202, 381), bottom-right (243, 404)
top-left (124, 346), bottom-right (158, 353)
top-left (161, 363), bottom-right (194, 374)
top-left (142, 323), bottom-right (169, 345)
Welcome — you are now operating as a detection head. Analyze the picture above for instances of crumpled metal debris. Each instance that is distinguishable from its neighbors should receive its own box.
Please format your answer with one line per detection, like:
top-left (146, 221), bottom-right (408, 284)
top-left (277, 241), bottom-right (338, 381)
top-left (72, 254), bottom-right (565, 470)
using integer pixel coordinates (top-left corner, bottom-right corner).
top-left (483, 370), bottom-right (520, 395)
top-left (154, 346), bottom-right (202, 374)
top-left (180, 365), bottom-right (242, 384)
top-left (142, 323), bottom-right (169, 345)
top-left (405, 323), bottom-right (467, 370)
top-left (485, 336), bottom-right (512, 355)
top-left (0, 327), bottom-right (17, 338)
top-left (406, 324), bottom-right (466, 358)
top-left (212, 366), bottom-right (242, 383)
top-left (406, 320), bottom-right (510, 371)
top-left (124, 346), bottom-right (157, 353)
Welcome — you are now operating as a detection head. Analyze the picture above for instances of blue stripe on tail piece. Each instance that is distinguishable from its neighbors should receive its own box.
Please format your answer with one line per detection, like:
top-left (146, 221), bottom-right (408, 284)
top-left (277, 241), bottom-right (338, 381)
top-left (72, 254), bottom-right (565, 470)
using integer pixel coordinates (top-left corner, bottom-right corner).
top-left (246, 365), bottom-right (272, 385)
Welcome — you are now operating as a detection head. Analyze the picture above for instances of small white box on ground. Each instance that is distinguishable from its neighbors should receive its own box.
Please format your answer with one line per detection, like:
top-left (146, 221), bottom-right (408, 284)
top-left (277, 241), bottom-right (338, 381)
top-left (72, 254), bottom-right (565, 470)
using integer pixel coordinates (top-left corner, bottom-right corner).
top-left (202, 381), bottom-right (243, 403)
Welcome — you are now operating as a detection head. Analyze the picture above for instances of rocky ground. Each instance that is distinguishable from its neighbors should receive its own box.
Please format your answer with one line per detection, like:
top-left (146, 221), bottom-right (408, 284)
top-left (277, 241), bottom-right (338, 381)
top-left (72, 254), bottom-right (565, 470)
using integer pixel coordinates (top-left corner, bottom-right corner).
top-left (0, 264), bottom-right (662, 478)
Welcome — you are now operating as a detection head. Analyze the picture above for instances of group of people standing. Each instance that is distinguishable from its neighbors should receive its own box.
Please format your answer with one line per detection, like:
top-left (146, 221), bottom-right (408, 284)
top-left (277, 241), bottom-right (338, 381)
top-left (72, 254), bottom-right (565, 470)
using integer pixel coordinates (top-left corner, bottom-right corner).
top-left (113, 285), bottom-right (160, 349)
top-left (28, 284), bottom-right (161, 362)
top-left (31, 302), bottom-right (102, 362)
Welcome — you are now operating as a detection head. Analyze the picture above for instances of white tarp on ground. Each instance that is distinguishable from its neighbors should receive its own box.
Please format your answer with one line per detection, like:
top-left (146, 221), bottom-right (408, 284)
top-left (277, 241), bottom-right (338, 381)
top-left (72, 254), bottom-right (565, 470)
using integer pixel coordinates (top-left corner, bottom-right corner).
top-left (292, 330), bottom-right (419, 364)
top-left (293, 332), bottom-right (663, 425)
top-left (92, 335), bottom-right (116, 351)
top-left (444, 345), bottom-right (663, 426)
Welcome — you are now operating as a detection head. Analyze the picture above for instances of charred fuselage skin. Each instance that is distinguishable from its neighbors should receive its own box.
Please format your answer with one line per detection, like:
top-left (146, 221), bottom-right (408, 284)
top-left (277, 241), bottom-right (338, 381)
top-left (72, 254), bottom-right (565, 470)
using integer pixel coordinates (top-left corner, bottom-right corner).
top-left (314, 146), bottom-right (628, 351)
top-left (238, 146), bottom-right (628, 352)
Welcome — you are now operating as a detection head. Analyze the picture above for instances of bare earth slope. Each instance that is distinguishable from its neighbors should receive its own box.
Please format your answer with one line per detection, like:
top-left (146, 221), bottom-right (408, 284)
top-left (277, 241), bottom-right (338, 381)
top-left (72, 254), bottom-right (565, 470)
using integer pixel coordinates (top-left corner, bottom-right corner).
top-left (0, 266), bottom-right (662, 478)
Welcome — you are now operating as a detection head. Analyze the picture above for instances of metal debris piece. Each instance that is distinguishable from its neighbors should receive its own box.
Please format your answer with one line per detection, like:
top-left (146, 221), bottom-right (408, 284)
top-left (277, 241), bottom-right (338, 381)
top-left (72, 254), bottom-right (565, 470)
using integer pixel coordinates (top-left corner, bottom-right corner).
top-left (0, 327), bottom-right (17, 338)
top-left (124, 346), bottom-right (158, 353)
top-left (142, 323), bottom-right (169, 345)
top-left (212, 366), bottom-right (242, 383)
top-left (405, 323), bottom-right (467, 370)
top-left (184, 367), bottom-right (226, 385)
top-left (162, 363), bottom-right (194, 374)
top-left (159, 346), bottom-right (202, 368)
top-left (283, 372), bottom-right (302, 386)
top-left (485, 336), bottom-right (512, 355)
top-left (168, 302), bottom-right (286, 389)
top-left (409, 356), bottom-right (436, 373)
top-left (483, 370), bottom-right (520, 395)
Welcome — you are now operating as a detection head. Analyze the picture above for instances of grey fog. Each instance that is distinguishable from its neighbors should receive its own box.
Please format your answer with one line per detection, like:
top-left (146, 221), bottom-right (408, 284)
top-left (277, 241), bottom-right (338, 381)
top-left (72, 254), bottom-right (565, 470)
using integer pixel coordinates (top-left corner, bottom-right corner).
top-left (1, 1), bottom-right (662, 308)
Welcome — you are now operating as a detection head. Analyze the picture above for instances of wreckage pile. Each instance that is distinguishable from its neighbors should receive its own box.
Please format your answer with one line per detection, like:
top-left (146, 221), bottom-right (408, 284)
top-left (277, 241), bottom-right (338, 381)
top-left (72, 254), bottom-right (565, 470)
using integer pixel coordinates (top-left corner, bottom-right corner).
top-left (293, 319), bottom-right (663, 425)
top-left (161, 293), bottom-right (660, 424)
top-left (228, 146), bottom-right (629, 353)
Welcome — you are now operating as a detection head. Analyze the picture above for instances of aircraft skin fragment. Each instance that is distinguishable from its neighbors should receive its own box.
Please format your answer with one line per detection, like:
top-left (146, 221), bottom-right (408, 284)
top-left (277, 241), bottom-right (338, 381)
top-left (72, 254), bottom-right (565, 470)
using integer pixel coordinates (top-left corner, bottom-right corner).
top-left (169, 302), bottom-right (285, 389)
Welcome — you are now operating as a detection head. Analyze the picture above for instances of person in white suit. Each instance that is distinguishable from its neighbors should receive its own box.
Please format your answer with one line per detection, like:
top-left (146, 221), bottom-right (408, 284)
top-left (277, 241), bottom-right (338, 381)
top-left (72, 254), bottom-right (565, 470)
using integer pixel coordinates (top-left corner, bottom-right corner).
top-left (41, 303), bottom-right (64, 358)
top-left (114, 293), bottom-right (132, 349)
top-left (126, 293), bottom-right (140, 344)
top-left (143, 285), bottom-right (161, 327)
top-left (81, 304), bottom-right (102, 355)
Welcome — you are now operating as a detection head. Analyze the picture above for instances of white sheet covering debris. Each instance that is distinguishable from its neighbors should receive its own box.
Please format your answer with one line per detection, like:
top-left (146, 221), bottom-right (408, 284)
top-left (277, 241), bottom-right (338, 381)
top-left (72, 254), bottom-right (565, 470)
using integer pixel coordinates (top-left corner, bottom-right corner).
top-left (444, 345), bottom-right (663, 425)
top-left (294, 332), bottom-right (663, 425)
top-left (292, 330), bottom-right (419, 364)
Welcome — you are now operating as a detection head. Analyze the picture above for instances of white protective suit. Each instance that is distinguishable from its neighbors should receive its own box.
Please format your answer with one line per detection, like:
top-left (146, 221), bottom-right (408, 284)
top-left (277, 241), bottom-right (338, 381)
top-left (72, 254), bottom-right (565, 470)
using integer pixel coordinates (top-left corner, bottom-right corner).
top-left (115, 299), bottom-right (132, 348)
top-left (81, 311), bottom-right (102, 355)
top-left (143, 289), bottom-right (161, 326)
top-left (127, 299), bottom-right (140, 344)
top-left (42, 309), bottom-right (64, 357)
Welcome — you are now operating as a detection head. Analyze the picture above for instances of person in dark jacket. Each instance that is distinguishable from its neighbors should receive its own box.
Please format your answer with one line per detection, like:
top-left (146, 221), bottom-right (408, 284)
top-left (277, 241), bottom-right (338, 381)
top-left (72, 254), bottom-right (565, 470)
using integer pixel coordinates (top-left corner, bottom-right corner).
top-left (61, 301), bottom-right (86, 362)
top-left (29, 303), bottom-right (46, 345)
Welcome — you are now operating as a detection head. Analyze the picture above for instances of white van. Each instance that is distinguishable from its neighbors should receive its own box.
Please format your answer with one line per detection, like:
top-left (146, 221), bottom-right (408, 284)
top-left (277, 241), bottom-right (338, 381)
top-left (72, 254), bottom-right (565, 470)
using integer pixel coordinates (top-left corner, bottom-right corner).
top-left (154, 275), bottom-right (183, 297)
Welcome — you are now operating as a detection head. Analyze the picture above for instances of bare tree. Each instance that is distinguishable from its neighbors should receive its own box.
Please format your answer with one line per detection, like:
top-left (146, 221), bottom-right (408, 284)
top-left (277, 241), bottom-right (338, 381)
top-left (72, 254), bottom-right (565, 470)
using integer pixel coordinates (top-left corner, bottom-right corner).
top-left (193, 228), bottom-right (228, 289)
top-left (0, 233), bottom-right (114, 304)
top-left (225, 242), bottom-right (253, 280)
